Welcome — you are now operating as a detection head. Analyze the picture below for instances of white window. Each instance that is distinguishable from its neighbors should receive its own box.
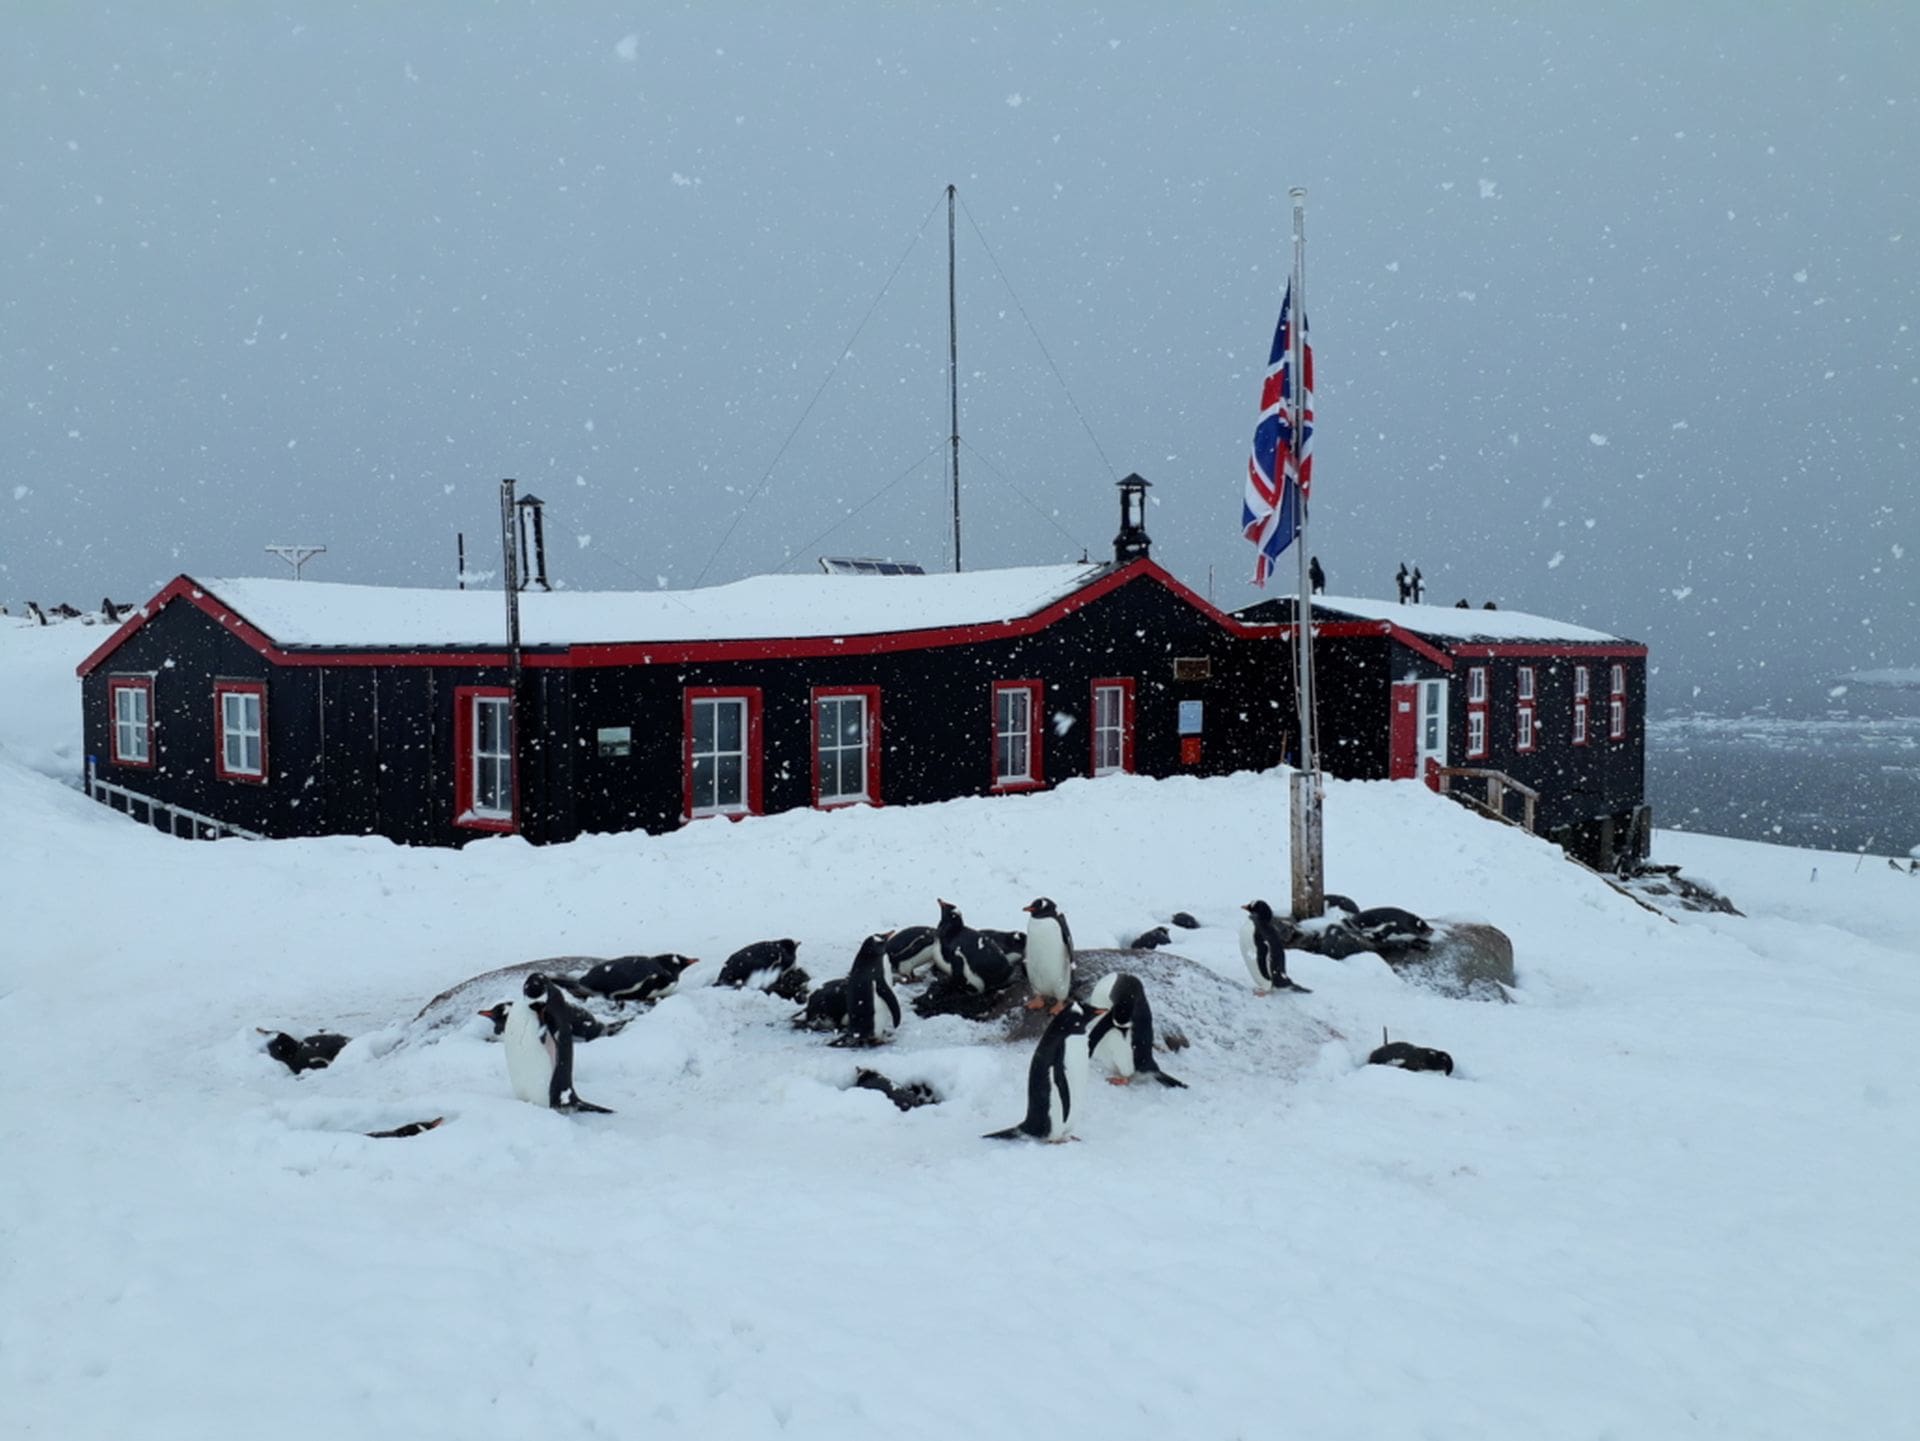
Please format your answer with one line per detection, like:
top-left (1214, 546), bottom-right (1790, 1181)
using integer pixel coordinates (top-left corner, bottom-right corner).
top-left (1574, 665), bottom-right (1591, 700)
top-left (1517, 707), bottom-right (1536, 751)
top-left (111, 680), bottom-right (151, 764)
top-left (1610, 697), bottom-right (1627, 742)
top-left (692, 696), bottom-right (750, 815)
top-left (471, 694), bottom-right (513, 819)
top-left (1468, 667), bottom-right (1488, 704)
top-left (1092, 684), bottom-right (1129, 775)
top-left (1573, 703), bottom-right (1589, 745)
top-left (1517, 666), bottom-right (1536, 701)
top-left (995, 684), bottom-right (1035, 785)
top-left (218, 688), bottom-right (264, 778)
top-left (1466, 708), bottom-right (1487, 758)
top-left (1611, 664), bottom-right (1626, 697)
top-left (816, 693), bottom-right (869, 803)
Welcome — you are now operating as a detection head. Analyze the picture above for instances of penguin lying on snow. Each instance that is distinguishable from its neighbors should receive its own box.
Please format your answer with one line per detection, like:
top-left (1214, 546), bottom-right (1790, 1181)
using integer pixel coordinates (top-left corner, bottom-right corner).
top-left (886, 925), bottom-right (944, 981)
top-left (573, 954), bottom-right (698, 1006)
top-left (503, 974), bottom-right (614, 1114)
top-left (1021, 897), bottom-right (1075, 1013)
top-left (853, 1068), bottom-right (940, 1111)
top-left (1086, 973), bottom-right (1186, 1089)
top-left (1367, 1030), bottom-right (1454, 1075)
top-left (262, 1030), bottom-right (351, 1075)
top-left (366, 1117), bottom-right (446, 1139)
top-left (793, 977), bottom-right (849, 1031)
top-left (1342, 907), bottom-right (1433, 952)
top-left (984, 999), bottom-right (1100, 1143)
top-left (716, 938), bottom-right (801, 989)
top-left (1169, 911), bottom-right (1202, 930)
top-left (1240, 900), bottom-right (1312, 996)
top-left (832, 933), bottom-right (902, 1048)
top-left (1128, 926), bottom-right (1172, 951)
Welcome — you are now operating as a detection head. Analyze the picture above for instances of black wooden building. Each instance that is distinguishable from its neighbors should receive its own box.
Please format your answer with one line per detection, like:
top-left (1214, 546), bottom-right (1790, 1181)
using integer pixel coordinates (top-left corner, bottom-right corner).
top-left (77, 502), bottom-right (1286, 848)
top-left (1237, 595), bottom-right (1650, 866)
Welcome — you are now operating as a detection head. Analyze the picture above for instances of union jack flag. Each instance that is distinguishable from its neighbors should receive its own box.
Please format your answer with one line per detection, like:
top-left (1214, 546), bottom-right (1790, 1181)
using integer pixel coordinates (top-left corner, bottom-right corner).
top-left (1241, 281), bottom-right (1314, 586)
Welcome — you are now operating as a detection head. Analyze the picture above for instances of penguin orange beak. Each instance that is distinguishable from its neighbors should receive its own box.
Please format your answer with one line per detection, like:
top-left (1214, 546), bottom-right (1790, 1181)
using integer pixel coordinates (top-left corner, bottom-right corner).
top-left (1022, 903), bottom-right (1036, 914)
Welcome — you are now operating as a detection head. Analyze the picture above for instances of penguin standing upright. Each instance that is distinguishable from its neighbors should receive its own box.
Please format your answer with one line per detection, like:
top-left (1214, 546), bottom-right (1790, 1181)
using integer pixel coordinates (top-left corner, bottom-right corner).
top-left (1085, 973), bottom-right (1187, 1089)
top-left (502, 973), bottom-right (614, 1113)
top-left (984, 999), bottom-right (1100, 1143)
top-left (835, 933), bottom-right (902, 1047)
top-left (1021, 897), bottom-right (1075, 1013)
top-left (1240, 900), bottom-right (1312, 996)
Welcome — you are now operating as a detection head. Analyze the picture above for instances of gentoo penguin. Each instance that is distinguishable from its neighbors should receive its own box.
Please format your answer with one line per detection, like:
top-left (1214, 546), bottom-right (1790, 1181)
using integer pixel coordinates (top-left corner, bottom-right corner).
top-left (1169, 911), bottom-right (1201, 930)
top-left (503, 973), bottom-right (614, 1113)
top-left (1021, 897), bottom-right (1075, 1013)
top-left (793, 977), bottom-right (849, 1031)
top-left (1344, 907), bottom-right (1434, 952)
top-left (1322, 894), bottom-right (1360, 919)
top-left (834, 932), bottom-right (902, 1047)
top-left (366, 1117), bottom-right (446, 1139)
top-left (984, 999), bottom-right (1100, 1142)
top-left (1240, 900), bottom-right (1312, 996)
top-left (853, 1068), bottom-right (940, 1112)
top-left (982, 928), bottom-right (1028, 963)
top-left (575, 953), bottom-right (697, 1006)
top-left (263, 1030), bottom-right (350, 1075)
top-left (937, 900), bottom-right (1016, 995)
top-left (716, 938), bottom-right (801, 989)
top-left (1368, 1029), bottom-right (1454, 1075)
top-left (1128, 926), bottom-right (1172, 951)
top-left (1085, 972), bottom-right (1186, 1089)
top-left (477, 1003), bottom-right (625, 1044)
top-left (885, 925), bottom-right (945, 981)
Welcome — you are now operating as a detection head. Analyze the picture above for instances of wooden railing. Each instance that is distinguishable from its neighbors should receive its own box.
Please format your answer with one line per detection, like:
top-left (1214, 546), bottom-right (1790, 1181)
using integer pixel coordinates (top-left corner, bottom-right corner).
top-left (1432, 765), bottom-right (1539, 834)
top-left (85, 758), bottom-right (263, 841)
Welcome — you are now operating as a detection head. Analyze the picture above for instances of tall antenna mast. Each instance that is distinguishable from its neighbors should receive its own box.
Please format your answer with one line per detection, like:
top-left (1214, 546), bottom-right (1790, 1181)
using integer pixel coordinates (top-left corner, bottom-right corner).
top-left (947, 182), bottom-right (962, 573)
top-left (264, 544), bottom-right (326, 580)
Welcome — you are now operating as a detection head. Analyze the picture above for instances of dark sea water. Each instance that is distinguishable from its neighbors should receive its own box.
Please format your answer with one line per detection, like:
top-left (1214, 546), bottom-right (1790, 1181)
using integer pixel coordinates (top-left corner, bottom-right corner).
top-left (1648, 708), bottom-right (1920, 856)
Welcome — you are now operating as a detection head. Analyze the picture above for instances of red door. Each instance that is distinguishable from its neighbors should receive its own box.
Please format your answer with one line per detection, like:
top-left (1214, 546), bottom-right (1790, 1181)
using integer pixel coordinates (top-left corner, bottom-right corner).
top-left (1388, 681), bottom-right (1419, 779)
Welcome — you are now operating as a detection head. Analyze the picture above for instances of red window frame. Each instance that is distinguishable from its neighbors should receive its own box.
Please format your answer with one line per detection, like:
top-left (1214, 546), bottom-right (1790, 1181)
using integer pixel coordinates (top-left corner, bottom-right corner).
top-left (454, 685), bottom-right (517, 833)
top-left (213, 680), bottom-right (268, 784)
top-left (1089, 677), bottom-right (1135, 776)
top-left (107, 675), bottom-right (155, 768)
top-left (991, 680), bottom-right (1046, 792)
top-left (1466, 708), bottom-right (1487, 759)
top-left (810, 685), bottom-right (882, 809)
top-left (683, 686), bottom-right (764, 821)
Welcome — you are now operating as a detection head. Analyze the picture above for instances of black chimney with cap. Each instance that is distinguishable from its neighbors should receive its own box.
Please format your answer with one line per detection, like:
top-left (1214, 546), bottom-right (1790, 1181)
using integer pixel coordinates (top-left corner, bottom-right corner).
top-left (515, 494), bottom-right (551, 592)
top-left (1113, 473), bottom-right (1152, 563)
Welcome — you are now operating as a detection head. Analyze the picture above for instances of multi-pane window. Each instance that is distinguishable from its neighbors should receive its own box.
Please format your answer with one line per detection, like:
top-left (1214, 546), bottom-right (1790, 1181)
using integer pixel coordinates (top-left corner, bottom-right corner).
top-left (816, 693), bottom-right (870, 804)
top-left (216, 685), bottom-right (265, 780)
top-left (110, 678), bottom-right (152, 765)
top-left (1515, 667), bottom-right (1537, 752)
top-left (1468, 667), bottom-right (1488, 704)
top-left (994, 683), bottom-right (1038, 787)
top-left (1573, 665), bottom-right (1591, 746)
top-left (692, 696), bottom-right (750, 815)
top-left (1609, 665), bottom-right (1628, 741)
top-left (1517, 706), bottom-right (1536, 751)
top-left (1572, 703), bottom-right (1589, 745)
top-left (471, 694), bottom-right (513, 819)
top-left (1574, 666), bottom-right (1591, 700)
top-left (1517, 667), bottom-right (1536, 701)
top-left (1466, 708), bottom-right (1487, 759)
top-left (1092, 682), bottom-right (1130, 775)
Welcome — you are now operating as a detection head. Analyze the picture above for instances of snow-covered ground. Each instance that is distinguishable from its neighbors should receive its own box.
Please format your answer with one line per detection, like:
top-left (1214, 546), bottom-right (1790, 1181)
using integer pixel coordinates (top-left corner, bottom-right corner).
top-left (3, 616), bottom-right (1916, 1439)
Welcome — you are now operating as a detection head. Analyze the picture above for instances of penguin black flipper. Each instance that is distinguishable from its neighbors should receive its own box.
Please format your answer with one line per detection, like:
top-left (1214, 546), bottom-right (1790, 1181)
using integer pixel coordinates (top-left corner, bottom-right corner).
top-left (1279, 978), bottom-right (1314, 995)
top-left (879, 983), bottom-right (902, 1031)
top-left (1148, 1068), bottom-right (1188, 1089)
top-left (538, 984), bottom-right (614, 1114)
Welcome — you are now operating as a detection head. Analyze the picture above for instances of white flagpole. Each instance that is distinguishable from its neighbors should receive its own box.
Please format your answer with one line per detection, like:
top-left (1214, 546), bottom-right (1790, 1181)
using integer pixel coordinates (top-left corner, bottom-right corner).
top-left (1286, 187), bottom-right (1325, 921)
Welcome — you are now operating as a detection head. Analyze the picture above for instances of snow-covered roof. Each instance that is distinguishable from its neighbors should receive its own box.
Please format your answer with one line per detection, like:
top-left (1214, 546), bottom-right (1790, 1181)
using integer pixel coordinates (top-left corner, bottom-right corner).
top-left (1244, 594), bottom-right (1625, 645)
top-left (191, 564), bottom-right (1111, 649)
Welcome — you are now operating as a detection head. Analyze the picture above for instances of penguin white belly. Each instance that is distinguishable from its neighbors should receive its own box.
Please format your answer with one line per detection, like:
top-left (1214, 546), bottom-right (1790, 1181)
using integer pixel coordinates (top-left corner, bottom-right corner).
top-left (502, 1001), bottom-right (554, 1105)
top-left (1239, 916), bottom-right (1269, 990)
top-left (1055, 1035), bottom-right (1090, 1137)
top-left (1026, 923), bottom-right (1073, 1001)
top-left (871, 984), bottom-right (898, 1040)
top-left (1091, 1024), bottom-right (1134, 1080)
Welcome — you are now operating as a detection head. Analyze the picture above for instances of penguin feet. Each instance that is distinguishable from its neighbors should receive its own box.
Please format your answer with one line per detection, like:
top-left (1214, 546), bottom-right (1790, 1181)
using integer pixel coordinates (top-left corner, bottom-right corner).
top-left (1106, 1076), bottom-right (1133, 1087)
top-left (1048, 1000), bottom-right (1067, 1015)
top-left (1023, 996), bottom-right (1047, 1011)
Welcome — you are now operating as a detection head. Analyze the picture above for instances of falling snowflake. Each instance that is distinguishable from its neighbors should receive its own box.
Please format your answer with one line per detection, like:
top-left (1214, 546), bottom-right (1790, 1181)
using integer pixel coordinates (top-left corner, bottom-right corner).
top-left (1548, 552), bottom-right (1565, 569)
top-left (1589, 434), bottom-right (1608, 446)
top-left (614, 34), bottom-right (639, 62)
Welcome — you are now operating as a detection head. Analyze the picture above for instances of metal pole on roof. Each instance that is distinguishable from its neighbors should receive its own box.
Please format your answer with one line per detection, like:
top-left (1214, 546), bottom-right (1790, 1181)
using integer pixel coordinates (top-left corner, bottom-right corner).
top-left (1286, 187), bottom-right (1325, 922)
top-left (947, 183), bottom-right (962, 573)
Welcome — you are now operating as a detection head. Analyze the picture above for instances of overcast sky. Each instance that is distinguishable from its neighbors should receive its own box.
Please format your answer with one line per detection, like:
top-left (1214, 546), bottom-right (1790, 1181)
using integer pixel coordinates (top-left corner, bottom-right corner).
top-left (5, 4), bottom-right (1914, 708)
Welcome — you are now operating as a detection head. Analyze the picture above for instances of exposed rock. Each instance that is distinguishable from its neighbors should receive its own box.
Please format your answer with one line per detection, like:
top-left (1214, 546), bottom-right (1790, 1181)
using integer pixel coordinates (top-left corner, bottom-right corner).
top-left (1619, 864), bottom-right (1744, 916)
top-left (1386, 922), bottom-right (1515, 1003)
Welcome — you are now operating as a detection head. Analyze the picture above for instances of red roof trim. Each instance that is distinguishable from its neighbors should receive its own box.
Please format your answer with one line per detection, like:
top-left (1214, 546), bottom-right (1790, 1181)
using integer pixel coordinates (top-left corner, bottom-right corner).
top-left (1445, 642), bottom-right (1648, 660)
top-left (1264, 619), bottom-right (1456, 670)
top-left (80, 560), bottom-right (1261, 676)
